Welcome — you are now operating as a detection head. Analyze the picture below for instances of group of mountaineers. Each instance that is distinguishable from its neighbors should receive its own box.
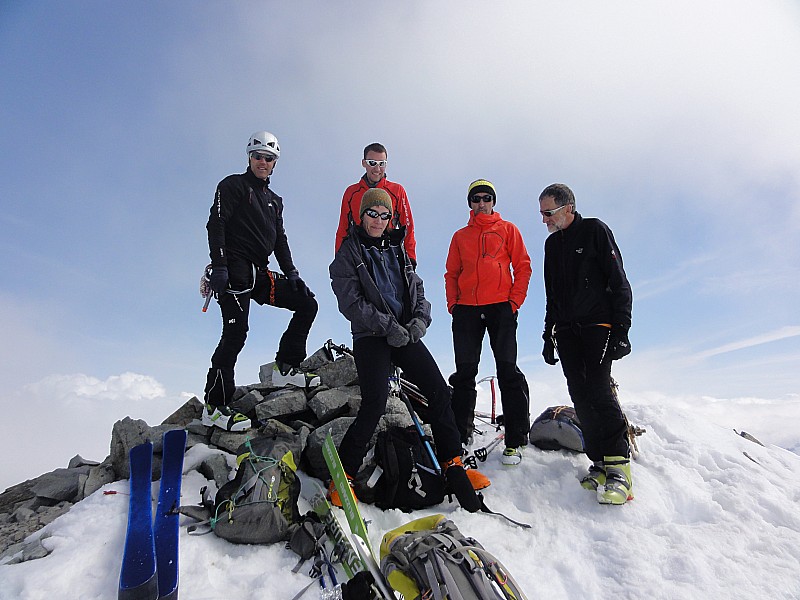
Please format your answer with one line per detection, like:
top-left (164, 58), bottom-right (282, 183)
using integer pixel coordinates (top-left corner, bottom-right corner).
top-left (200, 130), bottom-right (635, 512)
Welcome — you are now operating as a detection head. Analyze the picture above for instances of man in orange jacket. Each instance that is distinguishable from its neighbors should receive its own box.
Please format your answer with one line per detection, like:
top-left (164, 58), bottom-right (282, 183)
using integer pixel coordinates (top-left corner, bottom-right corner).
top-left (445, 179), bottom-right (532, 465)
top-left (334, 142), bottom-right (416, 264)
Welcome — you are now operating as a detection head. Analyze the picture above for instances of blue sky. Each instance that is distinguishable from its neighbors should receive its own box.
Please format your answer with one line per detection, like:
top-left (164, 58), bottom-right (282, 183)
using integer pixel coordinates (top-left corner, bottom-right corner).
top-left (1, 1), bottom-right (799, 488)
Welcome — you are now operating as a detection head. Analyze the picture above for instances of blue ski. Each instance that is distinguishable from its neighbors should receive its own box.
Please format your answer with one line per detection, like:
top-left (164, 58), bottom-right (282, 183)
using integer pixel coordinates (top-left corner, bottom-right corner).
top-left (119, 442), bottom-right (158, 600)
top-left (154, 429), bottom-right (187, 600)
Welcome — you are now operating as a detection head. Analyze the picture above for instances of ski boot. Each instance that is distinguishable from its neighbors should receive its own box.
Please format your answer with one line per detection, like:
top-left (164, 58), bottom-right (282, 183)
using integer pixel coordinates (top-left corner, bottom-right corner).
top-left (501, 446), bottom-right (523, 466)
top-left (272, 361), bottom-right (321, 388)
top-left (202, 403), bottom-right (252, 432)
top-left (598, 456), bottom-right (633, 505)
top-left (580, 461), bottom-right (606, 491)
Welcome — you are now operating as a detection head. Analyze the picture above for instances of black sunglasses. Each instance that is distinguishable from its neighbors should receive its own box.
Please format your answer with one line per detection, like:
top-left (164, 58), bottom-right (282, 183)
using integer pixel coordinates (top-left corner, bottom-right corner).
top-left (363, 208), bottom-right (392, 221)
top-left (250, 152), bottom-right (277, 162)
top-left (470, 194), bottom-right (494, 204)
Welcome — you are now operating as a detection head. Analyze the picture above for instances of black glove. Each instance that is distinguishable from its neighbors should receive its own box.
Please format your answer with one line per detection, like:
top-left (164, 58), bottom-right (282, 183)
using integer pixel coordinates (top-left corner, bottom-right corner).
top-left (542, 330), bottom-right (558, 365)
top-left (287, 271), bottom-right (315, 297)
top-left (386, 322), bottom-right (410, 347)
top-left (209, 265), bottom-right (229, 294)
top-left (444, 462), bottom-right (481, 513)
top-left (406, 317), bottom-right (427, 344)
top-left (342, 571), bottom-right (376, 600)
top-left (606, 325), bottom-right (631, 361)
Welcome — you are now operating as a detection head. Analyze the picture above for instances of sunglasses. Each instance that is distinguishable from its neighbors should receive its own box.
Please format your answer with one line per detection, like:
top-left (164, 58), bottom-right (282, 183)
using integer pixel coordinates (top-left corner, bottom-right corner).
top-left (363, 208), bottom-right (392, 221)
top-left (470, 194), bottom-right (494, 204)
top-left (365, 159), bottom-right (387, 167)
top-left (540, 204), bottom-right (567, 217)
top-left (250, 152), bottom-right (277, 162)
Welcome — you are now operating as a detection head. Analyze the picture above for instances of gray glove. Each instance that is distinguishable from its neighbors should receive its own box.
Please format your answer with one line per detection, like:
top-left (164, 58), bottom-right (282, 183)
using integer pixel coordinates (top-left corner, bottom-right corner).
top-left (386, 322), bottom-right (410, 347)
top-left (406, 318), bottom-right (427, 344)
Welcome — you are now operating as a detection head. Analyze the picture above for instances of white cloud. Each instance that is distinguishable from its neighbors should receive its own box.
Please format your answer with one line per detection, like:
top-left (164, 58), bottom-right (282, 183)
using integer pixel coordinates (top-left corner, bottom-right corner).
top-left (0, 372), bottom-right (182, 493)
top-left (692, 325), bottom-right (800, 360)
top-left (23, 372), bottom-right (165, 407)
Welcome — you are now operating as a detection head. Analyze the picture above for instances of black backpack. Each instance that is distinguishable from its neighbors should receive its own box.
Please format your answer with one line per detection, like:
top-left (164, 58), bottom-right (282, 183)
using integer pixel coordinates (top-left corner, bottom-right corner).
top-left (354, 425), bottom-right (445, 511)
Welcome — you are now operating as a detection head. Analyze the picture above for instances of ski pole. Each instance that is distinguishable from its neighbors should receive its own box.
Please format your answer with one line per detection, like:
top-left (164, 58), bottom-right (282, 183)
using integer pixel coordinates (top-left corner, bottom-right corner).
top-left (396, 368), bottom-right (441, 475)
top-left (474, 433), bottom-right (505, 462)
top-left (202, 293), bottom-right (213, 312)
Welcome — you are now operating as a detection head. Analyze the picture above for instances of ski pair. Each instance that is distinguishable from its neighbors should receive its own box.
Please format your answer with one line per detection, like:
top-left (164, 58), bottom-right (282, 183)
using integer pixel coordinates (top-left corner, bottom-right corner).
top-left (322, 432), bottom-right (397, 600)
top-left (119, 429), bottom-right (187, 600)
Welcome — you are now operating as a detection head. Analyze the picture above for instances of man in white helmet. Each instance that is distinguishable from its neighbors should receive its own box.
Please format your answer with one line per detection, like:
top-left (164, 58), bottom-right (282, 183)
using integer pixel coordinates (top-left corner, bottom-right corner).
top-left (202, 131), bottom-right (319, 431)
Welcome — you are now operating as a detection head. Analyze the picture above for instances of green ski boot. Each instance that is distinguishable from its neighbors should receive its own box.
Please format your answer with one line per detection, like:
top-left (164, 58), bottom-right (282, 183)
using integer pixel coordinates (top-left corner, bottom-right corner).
top-left (598, 456), bottom-right (632, 505)
top-left (580, 461), bottom-right (606, 491)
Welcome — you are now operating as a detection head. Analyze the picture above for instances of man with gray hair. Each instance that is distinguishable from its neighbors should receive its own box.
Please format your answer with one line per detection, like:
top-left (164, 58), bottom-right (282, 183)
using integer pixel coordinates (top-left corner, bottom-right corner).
top-left (539, 183), bottom-right (634, 505)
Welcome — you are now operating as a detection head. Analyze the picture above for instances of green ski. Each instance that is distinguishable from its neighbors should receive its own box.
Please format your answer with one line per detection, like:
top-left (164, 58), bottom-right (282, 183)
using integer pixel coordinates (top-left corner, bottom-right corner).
top-left (321, 432), bottom-right (373, 555)
top-left (306, 480), bottom-right (362, 579)
top-left (322, 432), bottom-right (396, 599)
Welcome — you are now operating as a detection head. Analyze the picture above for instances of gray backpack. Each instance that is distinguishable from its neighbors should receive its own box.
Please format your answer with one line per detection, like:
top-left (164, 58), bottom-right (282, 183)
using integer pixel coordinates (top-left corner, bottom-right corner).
top-left (211, 430), bottom-right (303, 544)
top-left (379, 514), bottom-right (528, 600)
top-left (528, 405), bottom-right (585, 453)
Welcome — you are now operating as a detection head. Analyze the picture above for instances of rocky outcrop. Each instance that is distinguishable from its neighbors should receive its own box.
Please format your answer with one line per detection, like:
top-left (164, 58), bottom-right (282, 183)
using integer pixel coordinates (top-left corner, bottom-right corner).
top-left (0, 349), bottom-right (424, 563)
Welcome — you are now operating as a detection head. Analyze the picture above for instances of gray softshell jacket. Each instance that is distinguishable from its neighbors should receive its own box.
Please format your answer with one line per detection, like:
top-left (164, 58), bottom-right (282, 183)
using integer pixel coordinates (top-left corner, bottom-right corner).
top-left (329, 226), bottom-right (431, 340)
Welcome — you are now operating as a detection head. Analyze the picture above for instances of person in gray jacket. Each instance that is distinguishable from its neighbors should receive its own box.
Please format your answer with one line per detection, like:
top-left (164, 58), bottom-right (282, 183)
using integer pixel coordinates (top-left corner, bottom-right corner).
top-left (329, 188), bottom-right (489, 511)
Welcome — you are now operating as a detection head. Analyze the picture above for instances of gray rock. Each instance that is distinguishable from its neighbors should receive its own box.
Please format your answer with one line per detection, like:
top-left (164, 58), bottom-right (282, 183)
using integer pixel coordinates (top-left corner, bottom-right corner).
top-left (186, 419), bottom-right (211, 437)
top-left (82, 461), bottom-right (116, 498)
top-left (300, 346), bottom-right (333, 372)
top-left (209, 429), bottom-right (252, 454)
top-left (308, 388), bottom-right (356, 422)
top-left (258, 361), bottom-right (278, 385)
top-left (12, 505), bottom-right (35, 523)
top-left (110, 417), bottom-right (153, 479)
top-left (0, 535), bottom-right (52, 564)
top-left (230, 389), bottom-right (264, 415)
top-left (161, 396), bottom-right (203, 427)
top-left (37, 503), bottom-right (70, 527)
top-left (255, 388), bottom-right (309, 421)
top-left (31, 468), bottom-right (86, 502)
top-left (316, 355), bottom-right (358, 389)
top-left (304, 418), bottom-right (355, 480)
top-left (198, 453), bottom-right (232, 489)
top-left (67, 455), bottom-right (100, 469)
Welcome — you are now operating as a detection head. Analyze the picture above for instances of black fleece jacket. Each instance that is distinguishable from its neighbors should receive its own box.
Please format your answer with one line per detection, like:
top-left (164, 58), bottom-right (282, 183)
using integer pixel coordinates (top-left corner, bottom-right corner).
top-left (543, 212), bottom-right (632, 332)
top-left (206, 167), bottom-right (297, 276)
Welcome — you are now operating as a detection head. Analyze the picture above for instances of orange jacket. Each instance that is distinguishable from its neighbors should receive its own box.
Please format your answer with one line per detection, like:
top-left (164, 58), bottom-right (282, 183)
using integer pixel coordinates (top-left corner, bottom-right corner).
top-left (445, 211), bottom-right (532, 312)
top-left (335, 176), bottom-right (416, 261)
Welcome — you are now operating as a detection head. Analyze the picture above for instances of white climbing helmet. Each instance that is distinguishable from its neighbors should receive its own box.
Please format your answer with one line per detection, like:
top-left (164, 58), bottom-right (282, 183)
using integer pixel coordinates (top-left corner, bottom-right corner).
top-left (246, 131), bottom-right (280, 158)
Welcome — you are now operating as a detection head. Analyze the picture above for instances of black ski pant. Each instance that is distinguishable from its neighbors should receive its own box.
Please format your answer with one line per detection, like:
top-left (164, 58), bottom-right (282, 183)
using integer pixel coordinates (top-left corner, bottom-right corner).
top-left (554, 324), bottom-right (629, 462)
top-left (205, 268), bottom-right (318, 407)
top-left (339, 336), bottom-right (462, 477)
top-left (448, 302), bottom-right (530, 448)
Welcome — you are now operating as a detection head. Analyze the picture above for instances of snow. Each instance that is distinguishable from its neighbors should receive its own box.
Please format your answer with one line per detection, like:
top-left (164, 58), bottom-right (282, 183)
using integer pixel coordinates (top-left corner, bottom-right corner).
top-left (2, 392), bottom-right (800, 600)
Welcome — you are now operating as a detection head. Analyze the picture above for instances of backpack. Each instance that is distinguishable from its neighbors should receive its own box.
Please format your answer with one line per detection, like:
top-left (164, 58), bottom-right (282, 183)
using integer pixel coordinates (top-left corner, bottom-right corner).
top-left (353, 425), bottom-right (445, 511)
top-left (528, 405), bottom-right (585, 453)
top-left (211, 430), bottom-right (303, 544)
top-left (379, 514), bottom-right (528, 600)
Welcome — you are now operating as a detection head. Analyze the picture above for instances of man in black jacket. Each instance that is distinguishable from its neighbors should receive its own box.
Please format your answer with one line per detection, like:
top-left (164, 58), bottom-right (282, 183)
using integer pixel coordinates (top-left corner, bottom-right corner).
top-left (539, 183), bottom-right (634, 505)
top-left (203, 131), bottom-right (318, 431)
